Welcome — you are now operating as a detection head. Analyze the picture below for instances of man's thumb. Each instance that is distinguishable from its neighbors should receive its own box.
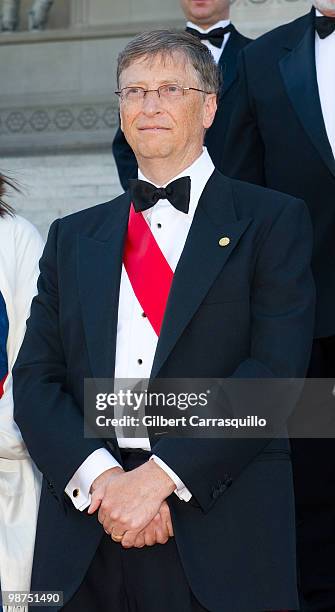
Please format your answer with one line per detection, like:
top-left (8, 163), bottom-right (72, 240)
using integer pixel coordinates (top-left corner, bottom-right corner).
top-left (87, 490), bottom-right (103, 514)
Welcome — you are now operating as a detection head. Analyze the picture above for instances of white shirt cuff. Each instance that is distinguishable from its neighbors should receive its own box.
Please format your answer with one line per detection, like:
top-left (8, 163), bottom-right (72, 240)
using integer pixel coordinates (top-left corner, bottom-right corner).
top-left (65, 448), bottom-right (122, 511)
top-left (150, 455), bottom-right (192, 502)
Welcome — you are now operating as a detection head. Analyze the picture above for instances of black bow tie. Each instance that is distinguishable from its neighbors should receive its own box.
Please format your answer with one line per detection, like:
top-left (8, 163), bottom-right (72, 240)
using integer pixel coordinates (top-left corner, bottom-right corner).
top-left (129, 177), bottom-right (191, 214)
top-left (315, 15), bottom-right (335, 39)
top-left (185, 24), bottom-right (233, 48)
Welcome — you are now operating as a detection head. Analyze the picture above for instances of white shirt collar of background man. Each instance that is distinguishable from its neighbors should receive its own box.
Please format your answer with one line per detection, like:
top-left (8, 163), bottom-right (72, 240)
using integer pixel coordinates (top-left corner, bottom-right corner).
top-left (185, 19), bottom-right (231, 63)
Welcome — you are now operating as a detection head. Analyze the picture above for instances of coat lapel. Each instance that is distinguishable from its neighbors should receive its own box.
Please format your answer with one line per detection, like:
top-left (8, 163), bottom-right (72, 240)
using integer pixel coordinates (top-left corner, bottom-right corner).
top-left (77, 194), bottom-right (130, 380)
top-left (219, 27), bottom-right (248, 95)
top-left (151, 171), bottom-right (252, 379)
top-left (279, 11), bottom-right (335, 178)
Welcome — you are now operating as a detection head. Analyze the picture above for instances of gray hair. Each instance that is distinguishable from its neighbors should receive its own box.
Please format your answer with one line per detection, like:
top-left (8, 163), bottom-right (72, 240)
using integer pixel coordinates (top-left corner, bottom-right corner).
top-left (117, 29), bottom-right (220, 94)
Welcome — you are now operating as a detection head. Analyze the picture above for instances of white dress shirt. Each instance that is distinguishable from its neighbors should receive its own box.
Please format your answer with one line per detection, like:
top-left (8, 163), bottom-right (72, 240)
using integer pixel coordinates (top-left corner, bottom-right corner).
top-left (315, 9), bottom-right (335, 158)
top-left (186, 19), bottom-right (231, 64)
top-left (65, 148), bottom-right (215, 510)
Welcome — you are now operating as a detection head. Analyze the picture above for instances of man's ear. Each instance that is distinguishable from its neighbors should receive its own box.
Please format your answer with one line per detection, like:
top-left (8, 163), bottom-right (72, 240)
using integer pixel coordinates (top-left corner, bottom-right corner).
top-left (203, 94), bottom-right (218, 130)
top-left (120, 111), bottom-right (124, 133)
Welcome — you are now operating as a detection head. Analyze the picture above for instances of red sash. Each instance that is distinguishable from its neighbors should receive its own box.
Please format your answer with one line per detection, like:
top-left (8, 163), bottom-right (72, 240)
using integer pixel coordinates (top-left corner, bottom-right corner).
top-left (123, 204), bottom-right (173, 336)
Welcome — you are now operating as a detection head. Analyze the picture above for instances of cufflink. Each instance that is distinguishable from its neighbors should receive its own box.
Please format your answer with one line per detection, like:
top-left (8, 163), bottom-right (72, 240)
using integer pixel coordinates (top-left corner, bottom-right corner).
top-left (72, 488), bottom-right (80, 498)
top-left (219, 237), bottom-right (230, 247)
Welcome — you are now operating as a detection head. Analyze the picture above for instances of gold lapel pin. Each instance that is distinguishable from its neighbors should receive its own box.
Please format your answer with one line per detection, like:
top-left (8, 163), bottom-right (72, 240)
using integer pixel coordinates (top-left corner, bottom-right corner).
top-left (219, 237), bottom-right (230, 247)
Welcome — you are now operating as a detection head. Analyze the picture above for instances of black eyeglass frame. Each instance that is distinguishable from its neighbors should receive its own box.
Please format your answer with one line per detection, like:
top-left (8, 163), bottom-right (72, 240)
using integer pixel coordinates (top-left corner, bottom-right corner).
top-left (115, 84), bottom-right (214, 100)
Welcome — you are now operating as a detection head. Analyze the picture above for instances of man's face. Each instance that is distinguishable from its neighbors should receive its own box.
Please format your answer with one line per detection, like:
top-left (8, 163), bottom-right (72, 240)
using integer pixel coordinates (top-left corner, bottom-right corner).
top-left (119, 52), bottom-right (217, 168)
top-left (314, 0), bottom-right (335, 16)
top-left (180, 0), bottom-right (230, 26)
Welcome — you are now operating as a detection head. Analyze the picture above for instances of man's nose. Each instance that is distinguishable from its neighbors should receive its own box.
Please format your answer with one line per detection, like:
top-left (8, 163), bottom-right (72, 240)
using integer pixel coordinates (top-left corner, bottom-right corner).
top-left (142, 90), bottom-right (162, 114)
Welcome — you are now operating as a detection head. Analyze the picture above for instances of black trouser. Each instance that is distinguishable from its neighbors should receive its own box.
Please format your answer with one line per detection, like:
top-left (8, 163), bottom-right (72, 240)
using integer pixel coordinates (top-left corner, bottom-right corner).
top-left (291, 336), bottom-right (335, 612)
top-left (63, 450), bottom-right (208, 612)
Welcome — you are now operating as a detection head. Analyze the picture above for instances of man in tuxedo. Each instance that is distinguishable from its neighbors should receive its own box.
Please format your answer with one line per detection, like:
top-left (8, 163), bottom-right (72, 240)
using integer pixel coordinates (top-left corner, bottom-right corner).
top-left (221, 4), bottom-right (335, 611)
top-left (13, 30), bottom-right (315, 612)
top-left (112, 0), bottom-right (251, 190)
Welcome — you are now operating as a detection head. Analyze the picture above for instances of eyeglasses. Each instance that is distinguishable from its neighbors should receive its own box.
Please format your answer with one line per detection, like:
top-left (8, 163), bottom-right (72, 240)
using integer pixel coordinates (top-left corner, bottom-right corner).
top-left (115, 84), bottom-right (213, 103)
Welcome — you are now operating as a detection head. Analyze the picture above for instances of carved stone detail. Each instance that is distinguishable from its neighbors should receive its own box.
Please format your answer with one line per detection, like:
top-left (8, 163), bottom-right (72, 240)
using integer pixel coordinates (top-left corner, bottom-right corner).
top-left (1, 102), bottom-right (119, 135)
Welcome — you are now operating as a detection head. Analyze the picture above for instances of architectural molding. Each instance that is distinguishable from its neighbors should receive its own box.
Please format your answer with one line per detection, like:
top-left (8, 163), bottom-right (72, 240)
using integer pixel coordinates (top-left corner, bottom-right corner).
top-left (0, 19), bottom-right (183, 45)
top-left (232, 0), bottom-right (308, 4)
top-left (0, 101), bottom-right (119, 154)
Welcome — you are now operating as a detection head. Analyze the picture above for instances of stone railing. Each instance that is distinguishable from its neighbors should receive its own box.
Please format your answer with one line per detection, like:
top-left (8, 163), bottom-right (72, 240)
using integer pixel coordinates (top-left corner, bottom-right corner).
top-left (0, 0), bottom-right (311, 37)
top-left (0, 0), bottom-right (55, 31)
top-left (0, 0), bottom-right (311, 155)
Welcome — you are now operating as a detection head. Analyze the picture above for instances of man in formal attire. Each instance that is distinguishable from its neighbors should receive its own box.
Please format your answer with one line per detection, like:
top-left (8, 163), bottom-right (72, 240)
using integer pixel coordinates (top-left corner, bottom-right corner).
top-left (221, 4), bottom-right (335, 611)
top-left (13, 30), bottom-right (315, 612)
top-left (112, 0), bottom-right (251, 190)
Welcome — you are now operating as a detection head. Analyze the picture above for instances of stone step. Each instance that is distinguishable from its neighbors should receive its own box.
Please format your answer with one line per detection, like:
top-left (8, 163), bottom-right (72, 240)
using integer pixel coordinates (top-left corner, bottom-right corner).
top-left (2, 151), bottom-right (124, 238)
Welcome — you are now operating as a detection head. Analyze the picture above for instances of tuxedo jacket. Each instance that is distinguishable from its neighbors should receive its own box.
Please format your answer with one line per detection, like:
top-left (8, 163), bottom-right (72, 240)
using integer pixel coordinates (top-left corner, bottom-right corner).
top-left (112, 26), bottom-right (251, 191)
top-left (221, 9), bottom-right (335, 339)
top-left (13, 171), bottom-right (315, 612)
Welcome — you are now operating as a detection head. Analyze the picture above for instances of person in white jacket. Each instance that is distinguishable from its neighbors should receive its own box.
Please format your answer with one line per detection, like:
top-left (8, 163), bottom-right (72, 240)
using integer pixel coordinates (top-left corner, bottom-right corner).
top-left (0, 175), bottom-right (44, 610)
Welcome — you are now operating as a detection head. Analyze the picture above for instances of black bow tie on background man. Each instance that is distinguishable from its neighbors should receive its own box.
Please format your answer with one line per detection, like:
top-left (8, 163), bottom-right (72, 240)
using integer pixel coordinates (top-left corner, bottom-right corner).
top-left (185, 24), bottom-right (233, 48)
top-left (315, 15), bottom-right (335, 39)
top-left (129, 177), bottom-right (191, 214)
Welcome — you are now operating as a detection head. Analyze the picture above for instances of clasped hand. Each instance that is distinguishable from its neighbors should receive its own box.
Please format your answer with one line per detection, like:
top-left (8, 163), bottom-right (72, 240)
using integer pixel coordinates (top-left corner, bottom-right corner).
top-left (87, 461), bottom-right (175, 548)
